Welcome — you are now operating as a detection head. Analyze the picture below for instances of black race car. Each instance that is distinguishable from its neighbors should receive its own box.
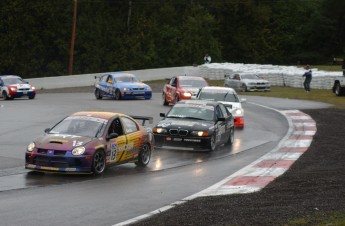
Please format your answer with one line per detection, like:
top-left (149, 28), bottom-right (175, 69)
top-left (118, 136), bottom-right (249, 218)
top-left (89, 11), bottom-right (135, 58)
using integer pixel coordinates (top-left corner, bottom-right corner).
top-left (153, 100), bottom-right (234, 151)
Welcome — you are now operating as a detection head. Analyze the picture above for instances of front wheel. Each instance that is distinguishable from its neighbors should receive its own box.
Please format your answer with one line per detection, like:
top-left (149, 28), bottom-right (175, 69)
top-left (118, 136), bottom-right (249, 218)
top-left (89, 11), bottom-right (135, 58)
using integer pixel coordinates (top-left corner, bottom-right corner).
top-left (114, 89), bottom-right (121, 100)
top-left (135, 143), bottom-right (151, 167)
top-left (95, 88), bottom-right (103, 99)
top-left (226, 127), bottom-right (235, 145)
top-left (92, 150), bottom-right (106, 175)
top-left (241, 84), bottom-right (247, 92)
top-left (162, 93), bottom-right (169, 106)
top-left (2, 91), bottom-right (11, 100)
top-left (208, 133), bottom-right (217, 152)
top-left (29, 95), bottom-right (35, 100)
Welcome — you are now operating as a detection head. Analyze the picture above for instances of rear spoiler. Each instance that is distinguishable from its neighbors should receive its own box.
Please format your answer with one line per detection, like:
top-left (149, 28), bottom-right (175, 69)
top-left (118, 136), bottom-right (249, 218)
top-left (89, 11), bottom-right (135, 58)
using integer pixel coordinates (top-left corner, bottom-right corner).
top-left (130, 116), bottom-right (153, 126)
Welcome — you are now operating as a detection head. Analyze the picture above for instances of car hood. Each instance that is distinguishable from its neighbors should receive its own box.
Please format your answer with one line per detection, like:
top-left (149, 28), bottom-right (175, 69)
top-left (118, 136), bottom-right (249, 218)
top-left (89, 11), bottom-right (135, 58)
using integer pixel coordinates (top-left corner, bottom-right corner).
top-left (34, 134), bottom-right (94, 150)
top-left (8, 83), bottom-right (32, 89)
top-left (242, 79), bottom-right (269, 83)
top-left (156, 118), bottom-right (214, 130)
top-left (117, 82), bottom-right (150, 89)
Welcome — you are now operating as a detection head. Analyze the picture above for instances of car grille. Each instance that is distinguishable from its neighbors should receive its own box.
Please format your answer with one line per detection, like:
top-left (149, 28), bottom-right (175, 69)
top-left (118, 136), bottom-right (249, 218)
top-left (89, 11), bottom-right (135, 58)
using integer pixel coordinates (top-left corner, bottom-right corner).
top-left (169, 129), bottom-right (189, 136)
top-left (132, 88), bottom-right (145, 91)
top-left (18, 88), bottom-right (30, 91)
top-left (37, 149), bottom-right (67, 156)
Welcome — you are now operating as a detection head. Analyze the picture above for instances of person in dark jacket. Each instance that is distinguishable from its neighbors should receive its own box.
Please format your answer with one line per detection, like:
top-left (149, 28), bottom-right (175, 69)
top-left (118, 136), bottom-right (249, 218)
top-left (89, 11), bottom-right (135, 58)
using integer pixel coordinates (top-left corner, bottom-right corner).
top-left (303, 65), bottom-right (312, 92)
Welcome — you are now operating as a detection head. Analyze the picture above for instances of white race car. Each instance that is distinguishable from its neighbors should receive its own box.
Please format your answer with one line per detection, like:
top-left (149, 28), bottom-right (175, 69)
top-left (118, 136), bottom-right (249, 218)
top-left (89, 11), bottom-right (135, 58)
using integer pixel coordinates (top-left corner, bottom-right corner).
top-left (0, 75), bottom-right (36, 100)
top-left (224, 73), bottom-right (270, 92)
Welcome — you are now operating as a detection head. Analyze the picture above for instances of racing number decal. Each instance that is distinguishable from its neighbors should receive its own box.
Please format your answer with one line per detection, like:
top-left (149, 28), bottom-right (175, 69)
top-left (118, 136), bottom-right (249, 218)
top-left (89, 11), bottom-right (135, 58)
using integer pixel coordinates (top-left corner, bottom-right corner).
top-left (111, 143), bottom-right (118, 160)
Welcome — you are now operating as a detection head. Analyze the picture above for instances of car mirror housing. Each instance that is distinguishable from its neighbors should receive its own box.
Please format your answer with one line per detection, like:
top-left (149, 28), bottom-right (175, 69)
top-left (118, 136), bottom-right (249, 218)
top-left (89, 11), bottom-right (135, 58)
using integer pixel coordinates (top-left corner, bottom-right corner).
top-left (106, 133), bottom-right (118, 141)
top-left (217, 117), bottom-right (226, 122)
top-left (44, 128), bottom-right (51, 133)
top-left (160, 113), bottom-right (166, 117)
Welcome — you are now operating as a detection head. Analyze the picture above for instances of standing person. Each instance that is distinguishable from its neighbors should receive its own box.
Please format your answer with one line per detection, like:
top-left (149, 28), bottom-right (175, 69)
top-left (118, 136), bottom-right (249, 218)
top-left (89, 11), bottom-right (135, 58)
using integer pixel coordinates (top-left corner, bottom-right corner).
top-left (302, 65), bottom-right (312, 92)
top-left (204, 54), bottom-right (211, 64)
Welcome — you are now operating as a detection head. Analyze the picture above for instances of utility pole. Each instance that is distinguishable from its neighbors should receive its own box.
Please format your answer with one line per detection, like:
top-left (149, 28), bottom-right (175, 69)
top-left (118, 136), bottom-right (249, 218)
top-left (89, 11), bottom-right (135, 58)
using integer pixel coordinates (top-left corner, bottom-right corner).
top-left (68, 0), bottom-right (77, 75)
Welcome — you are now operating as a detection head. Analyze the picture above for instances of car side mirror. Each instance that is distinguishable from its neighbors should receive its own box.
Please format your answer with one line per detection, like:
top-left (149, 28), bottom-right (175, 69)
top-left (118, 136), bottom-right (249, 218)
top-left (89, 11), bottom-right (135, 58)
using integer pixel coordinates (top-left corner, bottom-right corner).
top-left (160, 113), bottom-right (166, 117)
top-left (44, 128), bottom-right (51, 133)
top-left (106, 133), bottom-right (118, 141)
top-left (217, 117), bottom-right (225, 122)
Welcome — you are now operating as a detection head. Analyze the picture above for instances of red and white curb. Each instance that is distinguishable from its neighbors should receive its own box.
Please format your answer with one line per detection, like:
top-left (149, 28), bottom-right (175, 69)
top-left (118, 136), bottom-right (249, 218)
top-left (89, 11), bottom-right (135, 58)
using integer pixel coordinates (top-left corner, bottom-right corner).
top-left (114, 109), bottom-right (316, 226)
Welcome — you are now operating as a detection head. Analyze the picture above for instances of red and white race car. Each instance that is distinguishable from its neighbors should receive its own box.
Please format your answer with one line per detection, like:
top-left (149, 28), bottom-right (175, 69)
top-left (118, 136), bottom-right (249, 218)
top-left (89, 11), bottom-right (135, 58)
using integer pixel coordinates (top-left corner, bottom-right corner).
top-left (0, 75), bottom-right (36, 100)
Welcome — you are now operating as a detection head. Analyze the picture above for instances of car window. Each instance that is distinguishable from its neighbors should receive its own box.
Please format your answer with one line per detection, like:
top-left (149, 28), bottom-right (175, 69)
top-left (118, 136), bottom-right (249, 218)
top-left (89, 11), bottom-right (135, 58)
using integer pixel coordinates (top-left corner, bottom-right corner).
top-left (167, 105), bottom-right (214, 121)
top-left (199, 90), bottom-right (239, 102)
top-left (215, 106), bottom-right (224, 119)
top-left (121, 117), bottom-right (139, 134)
top-left (179, 79), bottom-right (207, 88)
top-left (108, 118), bottom-right (124, 136)
top-left (107, 75), bottom-right (114, 84)
top-left (100, 75), bottom-right (108, 82)
top-left (2, 77), bottom-right (25, 85)
top-left (169, 77), bottom-right (177, 86)
top-left (114, 75), bottom-right (139, 83)
top-left (219, 104), bottom-right (230, 118)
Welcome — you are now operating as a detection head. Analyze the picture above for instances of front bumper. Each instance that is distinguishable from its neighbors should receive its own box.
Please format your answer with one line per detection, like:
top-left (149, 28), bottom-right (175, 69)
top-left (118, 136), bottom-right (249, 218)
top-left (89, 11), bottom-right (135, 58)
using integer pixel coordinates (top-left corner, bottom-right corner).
top-left (154, 134), bottom-right (211, 151)
top-left (121, 91), bottom-right (152, 99)
top-left (246, 85), bottom-right (270, 91)
top-left (25, 152), bottom-right (93, 173)
top-left (10, 90), bottom-right (36, 98)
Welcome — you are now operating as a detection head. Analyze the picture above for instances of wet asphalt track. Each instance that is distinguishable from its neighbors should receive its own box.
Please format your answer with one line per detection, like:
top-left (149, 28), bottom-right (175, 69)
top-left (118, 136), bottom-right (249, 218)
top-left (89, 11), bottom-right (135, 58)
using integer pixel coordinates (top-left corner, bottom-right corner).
top-left (0, 92), bottom-right (331, 226)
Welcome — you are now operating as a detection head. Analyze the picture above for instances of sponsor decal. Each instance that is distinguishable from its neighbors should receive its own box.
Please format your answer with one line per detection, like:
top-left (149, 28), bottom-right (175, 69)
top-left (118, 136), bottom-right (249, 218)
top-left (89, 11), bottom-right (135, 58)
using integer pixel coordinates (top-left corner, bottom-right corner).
top-left (73, 140), bottom-right (84, 147)
top-left (184, 139), bottom-right (201, 142)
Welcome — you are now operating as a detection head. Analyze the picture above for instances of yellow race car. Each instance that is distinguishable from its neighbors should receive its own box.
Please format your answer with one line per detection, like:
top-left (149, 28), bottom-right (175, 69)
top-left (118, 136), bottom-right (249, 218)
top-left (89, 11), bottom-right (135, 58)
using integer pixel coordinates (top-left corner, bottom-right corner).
top-left (25, 111), bottom-right (154, 174)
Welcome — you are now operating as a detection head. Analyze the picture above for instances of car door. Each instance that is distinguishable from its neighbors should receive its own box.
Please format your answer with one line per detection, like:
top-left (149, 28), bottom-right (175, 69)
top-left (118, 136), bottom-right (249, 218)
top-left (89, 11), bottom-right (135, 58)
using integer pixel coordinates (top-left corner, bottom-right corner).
top-left (106, 117), bottom-right (128, 164)
top-left (219, 104), bottom-right (232, 141)
top-left (119, 116), bottom-right (142, 160)
top-left (165, 77), bottom-right (177, 103)
top-left (215, 105), bottom-right (227, 144)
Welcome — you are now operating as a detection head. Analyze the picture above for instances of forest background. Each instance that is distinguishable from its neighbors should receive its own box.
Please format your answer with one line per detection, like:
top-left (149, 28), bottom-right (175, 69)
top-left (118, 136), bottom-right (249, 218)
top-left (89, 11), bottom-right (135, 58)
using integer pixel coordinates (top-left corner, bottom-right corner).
top-left (1, 0), bottom-right (344, 78)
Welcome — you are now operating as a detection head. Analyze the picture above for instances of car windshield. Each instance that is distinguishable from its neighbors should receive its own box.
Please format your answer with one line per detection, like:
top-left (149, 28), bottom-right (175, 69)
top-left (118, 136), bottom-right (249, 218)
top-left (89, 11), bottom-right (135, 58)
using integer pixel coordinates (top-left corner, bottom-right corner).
top-left (167, 104), bottom-right (214, 121)
top-left (115, 75), bottom-right (139, 83)
top-left (2, 77), bottom-right (26, 85)
top-left (198, 90), bottom-right (239, 102)
top-left (179, 79), bottom-right (207, 88)
top-left (241, 74), bottom-right (260, 79)
top-left (49, 116), bottom-right (107, 137)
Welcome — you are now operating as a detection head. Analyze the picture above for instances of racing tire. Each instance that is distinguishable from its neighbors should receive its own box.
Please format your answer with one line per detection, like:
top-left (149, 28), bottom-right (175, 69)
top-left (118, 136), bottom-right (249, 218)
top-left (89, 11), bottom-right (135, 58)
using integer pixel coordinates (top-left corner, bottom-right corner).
top-left (162, 93), bottom-right (169, 106)
top-left (135, 143), bottom-right (151, 167)
top-left (29, 95), bottom-right (35, 100)
top-left (92, 150), bottom-right (106, 175)
top-left (226, 127), bottom-right (235, 145)
top-left (208, 133), bottom-right (217, 152)
top-left (114, 89), bottom-right (121, 100)
top-left (2, 91), bottom-right (11, 100)
top-left (241, 84), bottom-right (248, 92)
top-left (335, 83), bottom-right (345, 96)
top-left (95, 88), bottom-right (103, 99)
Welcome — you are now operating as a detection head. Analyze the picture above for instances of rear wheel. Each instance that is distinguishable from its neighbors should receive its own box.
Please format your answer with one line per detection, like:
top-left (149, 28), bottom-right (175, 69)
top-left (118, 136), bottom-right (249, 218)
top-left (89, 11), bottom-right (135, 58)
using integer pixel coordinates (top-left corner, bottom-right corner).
top-left (114, 89), bottom-right (121, 100)
top-left (162, 93), bottom-right (168, 106)
top-left (95, 88), bottom-right (103, 99)
top-left (135, 143), bottom-right (151, 167)
top-left (92, 150), bottom-right (106, 175)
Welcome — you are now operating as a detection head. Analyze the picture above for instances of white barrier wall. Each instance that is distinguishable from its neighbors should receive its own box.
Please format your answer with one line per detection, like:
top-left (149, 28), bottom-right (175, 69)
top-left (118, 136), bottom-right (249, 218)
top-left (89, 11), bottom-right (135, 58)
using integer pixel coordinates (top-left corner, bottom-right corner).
top-left (26, 66), bottom-right (201, 90)
top-left (26, 64), bottom-right (342, 90)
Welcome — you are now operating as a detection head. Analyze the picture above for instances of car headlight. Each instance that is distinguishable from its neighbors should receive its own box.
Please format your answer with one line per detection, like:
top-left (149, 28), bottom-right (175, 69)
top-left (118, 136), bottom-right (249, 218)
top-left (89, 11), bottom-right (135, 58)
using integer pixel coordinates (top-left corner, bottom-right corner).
top-left (191, 131), bottom-right (209, 137)
top-left (234, 109), bottom-right (243, 116)
top-left (10, 87), bottom-right (17, 92)
top-left (32, 86), bottom-right (36, 90)
top-left (72, 146), bottom-right (86, 155)
top-left (146, 86), bottom-right (152, 91)
top-left (182, 92), bottom-right (192, 97)
top-left (27, 142), bottom-right (35, 152)
top-left (153, 128), bottom-right (168, 134)
top-left (123, 87), bottom-right (131, 91)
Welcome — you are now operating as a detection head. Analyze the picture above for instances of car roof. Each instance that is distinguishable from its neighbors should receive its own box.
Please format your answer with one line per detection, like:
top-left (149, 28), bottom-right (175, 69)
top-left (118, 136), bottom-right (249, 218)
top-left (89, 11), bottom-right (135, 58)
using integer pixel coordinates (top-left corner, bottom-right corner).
top-left (71, 111), bottom-right (128, 120)
top-left (178, 99), bottom-right (220, 107)
top-left (177, 76), bottom-right (206, 80)
top-left (200, 86), bottom-right (237, 93)
top-left (108, 72), bottom-right (136, 77)
top-left (0, 75), bottom-right (21, 79)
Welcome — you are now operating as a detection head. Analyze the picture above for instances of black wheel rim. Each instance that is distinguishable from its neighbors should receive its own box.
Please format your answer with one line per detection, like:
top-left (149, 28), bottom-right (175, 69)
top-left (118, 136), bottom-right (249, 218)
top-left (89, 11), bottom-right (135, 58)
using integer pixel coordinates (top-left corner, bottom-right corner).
top-left (93, 151), bottom-right (105, 174)
top-left (141, 144), bottom-right (151, 165)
